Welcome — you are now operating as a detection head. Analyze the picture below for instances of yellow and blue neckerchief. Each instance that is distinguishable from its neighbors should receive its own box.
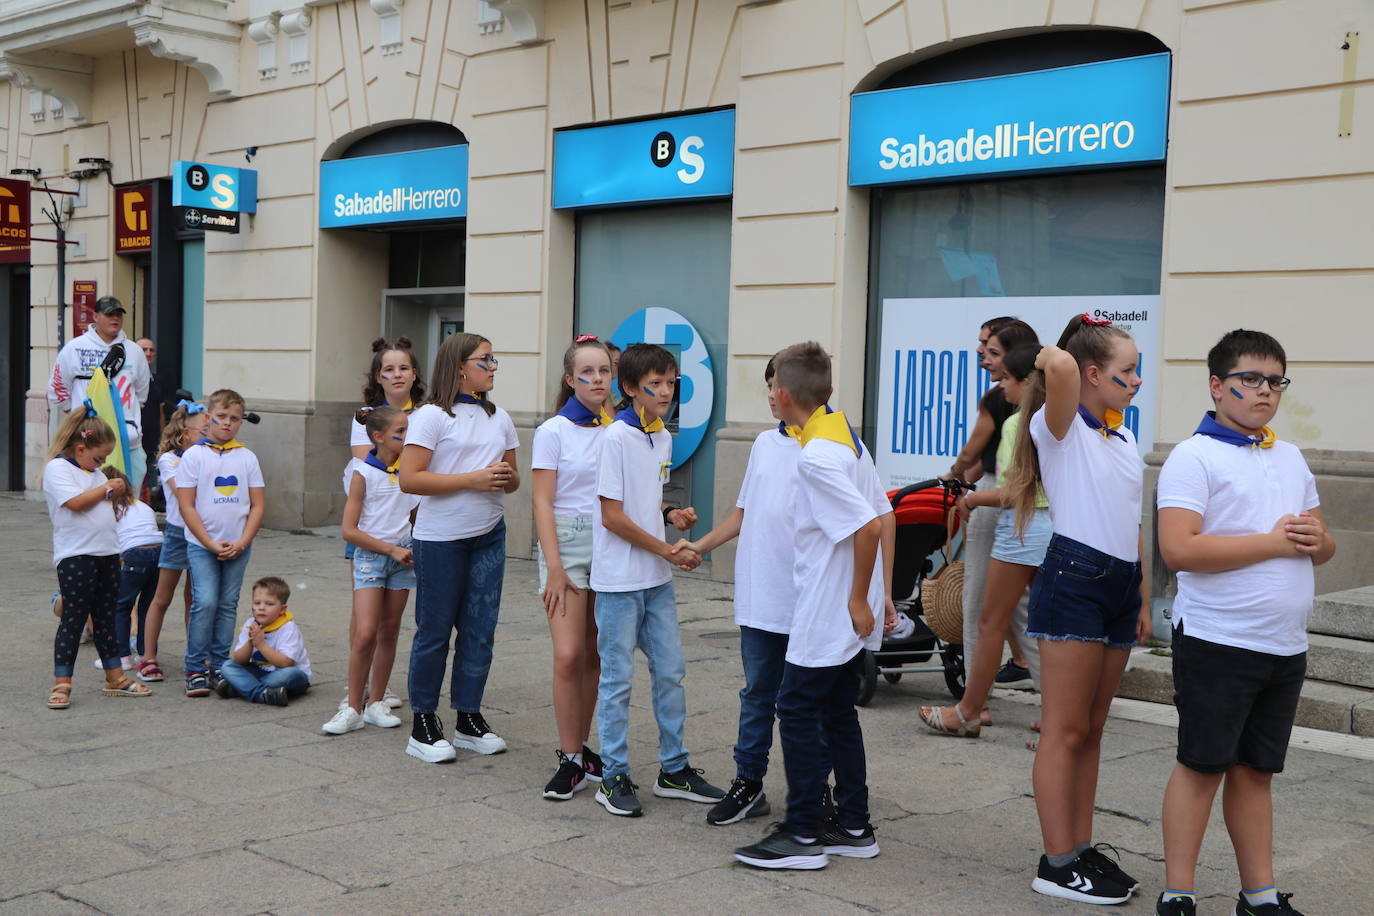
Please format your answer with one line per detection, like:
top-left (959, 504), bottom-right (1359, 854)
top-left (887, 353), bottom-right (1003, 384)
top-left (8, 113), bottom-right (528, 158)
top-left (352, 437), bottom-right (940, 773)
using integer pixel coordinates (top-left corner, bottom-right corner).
top-left (777, 421), bottom-right (802, 439)
top-left (198, 437), bottom-right (246, 453)
top-left (246, 609), bottom-right (294, 668)
top-left (616, 405), bottom-right (666, 443)
top-left (456, 393), bottom-right (489, 408)
top-left (1195, 411), bottom-right (1274, 449)
top-left (797, 405), bottom-right (863, 457)
top-left (559, 397), bottom-right (614, 427)
top-left (1077, 405), bottom-right (1127, 443)
top-left (363, 449), bottom-right (400, 483)
top-left (371, 398), bottom-right (415, 414)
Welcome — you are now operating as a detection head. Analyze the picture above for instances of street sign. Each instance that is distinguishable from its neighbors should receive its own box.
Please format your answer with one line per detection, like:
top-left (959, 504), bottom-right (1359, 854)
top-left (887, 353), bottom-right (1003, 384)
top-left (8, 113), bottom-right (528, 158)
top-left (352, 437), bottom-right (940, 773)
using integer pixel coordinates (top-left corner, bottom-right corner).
top-left (73, 280), bottom-right (97, 336)
top-left (172, 160), bottom-right (257, 213)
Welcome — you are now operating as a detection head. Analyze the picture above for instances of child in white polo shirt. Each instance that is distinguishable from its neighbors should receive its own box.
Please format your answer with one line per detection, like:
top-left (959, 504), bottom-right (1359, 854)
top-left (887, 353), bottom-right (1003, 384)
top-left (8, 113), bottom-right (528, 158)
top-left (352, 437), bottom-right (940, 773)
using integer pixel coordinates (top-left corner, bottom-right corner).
top-left (675, 354), bottom-right (801, 826)
top-left (734, 341), bottom-right (895, 871)
top-left (218, 577), bottom-right (312, 706)
top-left (1154, 330), bottom-right (1335, 916)
top-left (175, 388), bottom-right (266, 699)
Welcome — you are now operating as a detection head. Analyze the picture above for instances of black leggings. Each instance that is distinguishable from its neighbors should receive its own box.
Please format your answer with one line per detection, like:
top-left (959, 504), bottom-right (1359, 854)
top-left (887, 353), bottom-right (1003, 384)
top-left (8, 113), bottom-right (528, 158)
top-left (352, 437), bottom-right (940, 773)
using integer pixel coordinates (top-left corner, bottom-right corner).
top-left (55, 554), bottom-right (122, 677)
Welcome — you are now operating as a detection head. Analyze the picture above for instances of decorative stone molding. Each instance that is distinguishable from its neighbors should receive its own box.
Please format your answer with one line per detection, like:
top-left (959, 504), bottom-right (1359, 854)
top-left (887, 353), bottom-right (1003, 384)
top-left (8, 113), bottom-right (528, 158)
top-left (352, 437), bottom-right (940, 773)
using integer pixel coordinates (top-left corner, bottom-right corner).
top-left (0, 51), bottom-right (95, 124)
top-left (28, 89), bottom-right (45, 123)
top-left (49, 94), bottom-right (64, 119)
top-left (485, 0), bottom-right (543, 44)
top-left (278, 8), bottom-right (312, 73)
top-left (248, 14), bottom-right (279, 79)
top-left (369, 0), bottom-right (404, 56)
top-left (477, 1), bottom-right (503, 35)
top-left (129, 11), bottom-right (241, 97)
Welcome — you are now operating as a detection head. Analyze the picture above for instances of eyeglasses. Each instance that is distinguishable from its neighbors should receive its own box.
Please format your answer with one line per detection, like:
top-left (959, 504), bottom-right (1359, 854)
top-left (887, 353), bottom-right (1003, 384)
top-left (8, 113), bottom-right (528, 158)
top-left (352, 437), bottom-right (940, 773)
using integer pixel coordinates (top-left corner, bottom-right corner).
top-left (1222, 371), bottom-right (1290, 392)
top-left (465, 356), bottom-right (499, 370)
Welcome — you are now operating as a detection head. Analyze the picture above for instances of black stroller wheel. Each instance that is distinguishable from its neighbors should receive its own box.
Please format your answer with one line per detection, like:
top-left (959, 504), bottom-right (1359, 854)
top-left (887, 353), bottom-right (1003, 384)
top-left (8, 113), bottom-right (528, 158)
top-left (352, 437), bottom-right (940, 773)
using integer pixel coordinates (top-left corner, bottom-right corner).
top-left (857, 649), bottom-right (878, 707)
top-left (883, 672), bottom-right (903, 684)
top-left (942, 644), bottom-right (966, 700)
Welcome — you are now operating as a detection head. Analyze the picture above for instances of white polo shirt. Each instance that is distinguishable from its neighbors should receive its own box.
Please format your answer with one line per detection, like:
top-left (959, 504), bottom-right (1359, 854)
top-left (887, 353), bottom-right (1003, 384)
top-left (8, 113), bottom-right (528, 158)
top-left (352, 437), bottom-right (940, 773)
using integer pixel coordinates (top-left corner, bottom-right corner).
top-left (590, 420), bottom-right (673, 593)
top-left (734, 427), bottom-right (802, 634)
top-left (348, 458), bottom-right (420, 546)
top-left (175, 443), bottom-right (265, 549)
top-left (157, 450), bottom-right (186, 528)
top-left (786, 439), bottom-right (891, 668)
top-left (233, 617), bottom-right (312, 681)
top-left (1158, 434), bottom-right (1320, 656)
top-left (531, 414), bottom-right (604, 517)
top-left (43, 458), bottom-right (120, 566)
top-left (406, 403), bottom-right (519, 541)
top-left (1030, 407), bottom-right (1144, 562)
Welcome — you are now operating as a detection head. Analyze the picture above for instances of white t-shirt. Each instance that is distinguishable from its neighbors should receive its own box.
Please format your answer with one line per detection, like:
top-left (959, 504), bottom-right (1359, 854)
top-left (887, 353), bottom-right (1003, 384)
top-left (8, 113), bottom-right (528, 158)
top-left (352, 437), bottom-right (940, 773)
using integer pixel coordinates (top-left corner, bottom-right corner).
top-left (734, 428), bottom-right (802, 633)
top-left (590, 420), bottom-right (673, 593)
top-left (348, 458), bottom-right (420, 546)
top-left (158, 450), bottom-right (186, 528)
top-left (786, 439), bottom-right (891, 668)
top-left (43, 458), bottom-right (120, 566)
top-left (1158, 434), bottom-right (1320, 656)
top-left (350, 417), bottom-right (370, 449)
top-left (115, 501), bottom-right (163, 552)
top-left (406, 403), bottom-right (519, 541)
top-left (1030, 407), bottom-right (1144, 562)
top-left (175, 443), bottom-right (265, 549)
top-left (531, 414), bottom-right (605, 517)
top-left (233, 617), bottom-right (312, 681)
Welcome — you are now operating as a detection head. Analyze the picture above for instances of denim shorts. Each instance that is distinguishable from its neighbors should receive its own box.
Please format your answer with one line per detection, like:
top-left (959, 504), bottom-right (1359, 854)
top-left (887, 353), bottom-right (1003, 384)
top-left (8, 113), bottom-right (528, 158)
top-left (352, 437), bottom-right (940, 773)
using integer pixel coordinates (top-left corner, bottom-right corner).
top-left (344, 542), bottom-right (356, 560)
top-left (1026, 534), bottom-right (1141, 649)
top-left (158, 524), bottom-right (190, 571)
top-left (537, 515), bottom-right (593, 590)
top-left (990, 507), bottom-right (1052, 567)
top-left (352, 538), bottom-right (416, 591)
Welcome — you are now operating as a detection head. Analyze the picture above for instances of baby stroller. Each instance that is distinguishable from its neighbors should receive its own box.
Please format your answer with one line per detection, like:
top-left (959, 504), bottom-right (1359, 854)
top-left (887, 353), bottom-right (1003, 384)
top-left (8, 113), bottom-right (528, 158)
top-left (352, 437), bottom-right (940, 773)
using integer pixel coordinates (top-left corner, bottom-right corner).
top-left (856, 477), bottom-right (971, 706)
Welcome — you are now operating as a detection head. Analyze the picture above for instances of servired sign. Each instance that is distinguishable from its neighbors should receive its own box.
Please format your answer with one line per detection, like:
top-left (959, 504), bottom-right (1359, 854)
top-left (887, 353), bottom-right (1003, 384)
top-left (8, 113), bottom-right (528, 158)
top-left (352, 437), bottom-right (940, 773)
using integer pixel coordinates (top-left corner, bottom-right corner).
top-left (114, 185), bottom-right (152, 253)
top-left (0, 176), bottom-right (30, 264)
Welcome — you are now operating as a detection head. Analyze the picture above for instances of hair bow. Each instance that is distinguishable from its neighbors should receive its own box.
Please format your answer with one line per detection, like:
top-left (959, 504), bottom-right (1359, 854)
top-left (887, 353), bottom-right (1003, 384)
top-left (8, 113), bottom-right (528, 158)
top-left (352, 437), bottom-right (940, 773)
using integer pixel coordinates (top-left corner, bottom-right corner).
top-left (574, 333), bottom-right (600, 344)
top-left (82, 398), bottom-right (97, 418)
top-left (1081, 313), bottom-right (1113, 326)
top-left (177, 399), bottom-right (206, 415)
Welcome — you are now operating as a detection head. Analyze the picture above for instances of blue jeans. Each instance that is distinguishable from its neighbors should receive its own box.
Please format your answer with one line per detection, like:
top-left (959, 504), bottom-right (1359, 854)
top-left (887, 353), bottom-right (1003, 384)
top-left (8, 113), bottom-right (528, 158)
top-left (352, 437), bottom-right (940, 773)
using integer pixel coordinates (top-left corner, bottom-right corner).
top-left (185, 542), bottom-right (253, 675)
top-left (116, 545), bottom-right (161, 657)
top-left (408, 522), bottom-right (506, 714)
top-left (735, 626), bottom-right (789, 782)
top-left (219, 658), bottom-right (310, 703)
top-left (595, 581), bottom-right (690, 781)
top-left (777, 652), bottom-right (869, 837)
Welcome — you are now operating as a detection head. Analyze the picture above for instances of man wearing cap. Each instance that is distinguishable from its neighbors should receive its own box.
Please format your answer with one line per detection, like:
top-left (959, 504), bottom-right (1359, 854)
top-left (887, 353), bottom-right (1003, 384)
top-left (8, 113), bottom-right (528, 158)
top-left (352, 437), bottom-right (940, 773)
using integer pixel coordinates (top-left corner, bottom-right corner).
top-left (48, 295), bottom-right (151, 488)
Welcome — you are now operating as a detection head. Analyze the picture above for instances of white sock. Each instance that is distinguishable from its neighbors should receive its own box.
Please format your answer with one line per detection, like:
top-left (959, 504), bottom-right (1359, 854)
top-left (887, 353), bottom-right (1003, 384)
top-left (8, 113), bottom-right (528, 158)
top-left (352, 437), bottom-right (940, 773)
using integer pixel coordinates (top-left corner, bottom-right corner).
top-left (845, 827), bottom-right (865, 837)
top-left (568, 752), bottom-right (583, 766)
top-left (793, 836), bottom-right (815, 845)
top-left (1243, 887), bottom-right (1278, 907)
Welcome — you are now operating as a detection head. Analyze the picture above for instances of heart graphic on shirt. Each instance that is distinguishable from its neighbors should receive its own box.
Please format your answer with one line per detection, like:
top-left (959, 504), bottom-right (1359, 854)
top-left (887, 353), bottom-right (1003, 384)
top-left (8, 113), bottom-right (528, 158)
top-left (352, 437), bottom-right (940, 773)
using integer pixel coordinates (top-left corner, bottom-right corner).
top-left (214, 475), bottom-right (239, 496)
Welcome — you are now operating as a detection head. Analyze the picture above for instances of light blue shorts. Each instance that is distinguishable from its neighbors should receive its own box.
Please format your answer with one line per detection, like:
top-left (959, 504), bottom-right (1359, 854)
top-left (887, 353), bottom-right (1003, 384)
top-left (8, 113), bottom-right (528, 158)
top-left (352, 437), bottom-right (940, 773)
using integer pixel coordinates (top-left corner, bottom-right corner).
top-left (537, 515), bottom-right (593, 590)
top-left (352, 538), bottom-right (417, 591)
top-left (158, 524), bottom-right (190, 571)
top-left (990, 507), bottom-right (1053, 567)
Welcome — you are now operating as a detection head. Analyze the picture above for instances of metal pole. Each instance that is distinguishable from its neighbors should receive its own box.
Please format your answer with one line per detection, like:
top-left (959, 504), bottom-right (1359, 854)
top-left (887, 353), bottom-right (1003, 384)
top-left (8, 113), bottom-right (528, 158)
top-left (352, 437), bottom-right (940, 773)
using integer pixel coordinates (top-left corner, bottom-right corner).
top-left (55, 223), bottom-right (65, 350)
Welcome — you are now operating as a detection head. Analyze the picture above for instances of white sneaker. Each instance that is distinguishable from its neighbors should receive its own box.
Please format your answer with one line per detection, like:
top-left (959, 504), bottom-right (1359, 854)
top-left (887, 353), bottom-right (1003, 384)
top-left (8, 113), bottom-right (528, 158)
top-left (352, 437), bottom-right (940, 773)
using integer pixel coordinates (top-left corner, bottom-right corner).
top-left (452, 711), bottom-right (508, 755)
top-left (322, 706), bottom-right (364, 735)
top-left (363, 700), bottom-right (402, 728)
top-left (382, 686), bottom-right (403, 709)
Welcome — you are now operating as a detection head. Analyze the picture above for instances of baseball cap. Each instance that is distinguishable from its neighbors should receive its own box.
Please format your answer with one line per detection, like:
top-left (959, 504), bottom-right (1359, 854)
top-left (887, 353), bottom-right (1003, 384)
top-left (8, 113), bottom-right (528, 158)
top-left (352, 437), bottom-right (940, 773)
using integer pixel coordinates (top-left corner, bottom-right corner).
top-left (94, 296), bottom-right (126, 315)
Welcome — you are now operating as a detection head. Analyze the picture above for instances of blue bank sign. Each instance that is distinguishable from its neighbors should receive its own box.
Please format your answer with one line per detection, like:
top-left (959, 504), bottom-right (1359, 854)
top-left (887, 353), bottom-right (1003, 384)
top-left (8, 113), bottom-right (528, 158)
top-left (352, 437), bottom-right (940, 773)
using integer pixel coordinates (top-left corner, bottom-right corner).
top-left (320, 144), bottom-right (468, 228)
top-left (849, 53), bottom-right (1170, 187)
top-left (172, 161), bottom-right (257, 213)
top-left (553, 109), bottom-right (735, 209)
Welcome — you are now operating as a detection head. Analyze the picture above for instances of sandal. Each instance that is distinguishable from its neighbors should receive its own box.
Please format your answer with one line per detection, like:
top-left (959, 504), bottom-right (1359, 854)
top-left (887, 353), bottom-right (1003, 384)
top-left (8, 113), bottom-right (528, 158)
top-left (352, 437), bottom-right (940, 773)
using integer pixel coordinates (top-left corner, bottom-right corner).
top-left (920, 704), bottom-right (980, 738)
top-left (47, 683), bottom-right (72, 710)
top-left (102, 677), bottom-right (152, 698)
top-left (136, 658), bottom-right (164, 682)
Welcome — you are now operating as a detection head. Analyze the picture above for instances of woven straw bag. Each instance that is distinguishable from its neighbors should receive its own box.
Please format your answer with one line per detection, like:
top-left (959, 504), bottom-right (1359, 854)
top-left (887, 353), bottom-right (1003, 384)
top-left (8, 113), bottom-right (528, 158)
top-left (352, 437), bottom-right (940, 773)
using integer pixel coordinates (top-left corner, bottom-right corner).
top-left (922, 560), bottom-right (965, 644)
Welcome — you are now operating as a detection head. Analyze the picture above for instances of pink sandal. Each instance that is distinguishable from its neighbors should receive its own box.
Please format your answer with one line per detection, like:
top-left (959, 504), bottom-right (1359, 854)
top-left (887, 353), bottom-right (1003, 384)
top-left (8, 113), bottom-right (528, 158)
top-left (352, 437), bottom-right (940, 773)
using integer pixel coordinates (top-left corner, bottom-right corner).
top-left (136, 658), bottom-right (164, 682)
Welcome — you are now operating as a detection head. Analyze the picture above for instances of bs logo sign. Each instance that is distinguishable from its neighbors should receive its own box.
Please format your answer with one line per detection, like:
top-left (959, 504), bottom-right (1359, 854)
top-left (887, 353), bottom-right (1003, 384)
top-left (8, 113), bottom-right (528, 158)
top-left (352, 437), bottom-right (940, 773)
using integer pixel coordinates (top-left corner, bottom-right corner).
top-left (649, 131), bottom-right (706, 185)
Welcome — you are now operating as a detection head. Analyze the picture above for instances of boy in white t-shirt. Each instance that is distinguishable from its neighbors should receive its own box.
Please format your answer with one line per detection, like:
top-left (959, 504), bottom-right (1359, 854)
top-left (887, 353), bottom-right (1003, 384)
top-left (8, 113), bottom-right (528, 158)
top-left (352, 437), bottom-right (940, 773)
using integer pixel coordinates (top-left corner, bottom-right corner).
top-left (675, 355), bottom-right (800, 826)
top-left (734, 342), bottom-right (895, 871)
top-left (1154, 330), bottom-right (1335, 916)
top-left (217, 577), bottom-right (312, 706)
top-left (591, 344), bottom-right (726, 818)
top-left (176, 389), bottom-right (266, 699)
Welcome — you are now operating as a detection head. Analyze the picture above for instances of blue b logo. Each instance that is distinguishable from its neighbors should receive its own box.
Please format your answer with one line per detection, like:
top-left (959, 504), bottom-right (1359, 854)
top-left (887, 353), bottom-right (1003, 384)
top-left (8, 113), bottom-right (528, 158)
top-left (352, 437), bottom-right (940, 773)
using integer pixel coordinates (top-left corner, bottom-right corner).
top-left (610, 307), bottom-right (715, 469)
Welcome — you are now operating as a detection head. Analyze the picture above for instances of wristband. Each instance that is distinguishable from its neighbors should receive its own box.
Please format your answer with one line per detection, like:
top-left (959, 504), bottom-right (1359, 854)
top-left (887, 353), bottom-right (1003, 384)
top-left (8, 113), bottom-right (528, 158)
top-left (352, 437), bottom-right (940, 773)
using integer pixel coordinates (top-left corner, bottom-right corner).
top-left (662, 505), bottom-right (679, 523)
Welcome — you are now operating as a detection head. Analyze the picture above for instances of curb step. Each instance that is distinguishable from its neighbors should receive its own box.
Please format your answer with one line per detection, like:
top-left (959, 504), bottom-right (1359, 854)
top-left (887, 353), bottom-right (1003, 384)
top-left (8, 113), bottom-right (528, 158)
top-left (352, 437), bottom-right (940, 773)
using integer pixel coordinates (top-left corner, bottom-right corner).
top-left (1309, 585), bottom-right (1374, 641)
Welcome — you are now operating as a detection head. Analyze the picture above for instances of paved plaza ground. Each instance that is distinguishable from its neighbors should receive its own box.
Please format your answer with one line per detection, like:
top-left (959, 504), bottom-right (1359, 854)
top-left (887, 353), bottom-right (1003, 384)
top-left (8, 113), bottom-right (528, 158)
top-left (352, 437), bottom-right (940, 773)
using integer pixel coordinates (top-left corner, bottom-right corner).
top-left (2, 494), bottom-right (1372, 914)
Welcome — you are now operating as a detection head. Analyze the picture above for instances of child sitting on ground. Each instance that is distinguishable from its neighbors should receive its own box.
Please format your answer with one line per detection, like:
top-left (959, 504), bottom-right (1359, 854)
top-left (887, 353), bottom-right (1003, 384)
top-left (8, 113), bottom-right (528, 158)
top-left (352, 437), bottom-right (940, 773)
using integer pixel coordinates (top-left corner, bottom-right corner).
top-left (216, 577), bottom-right (312, 706)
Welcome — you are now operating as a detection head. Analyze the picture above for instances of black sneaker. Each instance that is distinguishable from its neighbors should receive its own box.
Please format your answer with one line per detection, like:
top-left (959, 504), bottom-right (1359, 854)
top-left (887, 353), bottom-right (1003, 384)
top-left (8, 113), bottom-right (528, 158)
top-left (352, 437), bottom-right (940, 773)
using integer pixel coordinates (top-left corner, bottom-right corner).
top-left (1031, 854), bottom-right (1130, 905)
top-left (1158, 895), bottom-right (1197, 916)
top-left (212, 675), bottom-right (238, 699)
top-left (706, 776), bottom-right (770, 826)
top-left (995, 659), bottom-right (1031, 683)
top-left (543, 751), bottom-right (588, 801)
top-left (734, 825), bottom-right (828, 870)
top-left (262, 686), bottom-right (289, 707)
top-left (595, 774), bottom-right (642, 817)
top-left (653, 766), bottom-right (725, 803)
top-left (820, 821), bottom-right (880, 859)
top-left (406, 712), bottom-right (457, 764)
top-left (185, 673), bottom-right (210, 698)
top-left (581, 745), bottom-right (604, 784)
top-left (1081, 843), bottom-right (1139, 893)
top-left (452, 711), bottom-right (507, 755)
top-left (1235, 892), bottom-right (1304, 916)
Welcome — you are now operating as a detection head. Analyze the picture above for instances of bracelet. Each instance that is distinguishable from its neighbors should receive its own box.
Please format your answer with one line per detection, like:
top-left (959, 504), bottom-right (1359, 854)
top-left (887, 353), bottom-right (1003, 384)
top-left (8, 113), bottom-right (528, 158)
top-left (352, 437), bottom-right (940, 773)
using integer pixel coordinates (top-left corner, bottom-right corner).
top-left (662, 505), bottom-right (679, 523)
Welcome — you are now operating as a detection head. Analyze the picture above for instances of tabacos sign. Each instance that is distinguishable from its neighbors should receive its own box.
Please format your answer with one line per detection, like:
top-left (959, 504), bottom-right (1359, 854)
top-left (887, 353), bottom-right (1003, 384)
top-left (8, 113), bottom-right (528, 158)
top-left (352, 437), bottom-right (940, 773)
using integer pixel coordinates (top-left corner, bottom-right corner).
top-left (320, 145), bottom-right (468, 229)
top-left (850, 53), bottom-right (1170, 187)
top-left (0, 176), bottom-right (29, 263)
top-left (553, 109), bottom-right (734, 209)
top-left (114, 185), bottom-right (152, 253)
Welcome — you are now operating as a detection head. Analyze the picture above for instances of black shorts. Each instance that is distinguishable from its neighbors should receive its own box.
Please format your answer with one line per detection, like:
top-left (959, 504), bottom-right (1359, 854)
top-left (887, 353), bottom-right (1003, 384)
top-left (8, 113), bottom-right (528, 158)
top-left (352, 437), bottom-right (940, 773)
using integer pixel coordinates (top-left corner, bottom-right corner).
top-left (1172, 624), bottom-right (1306, 774)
